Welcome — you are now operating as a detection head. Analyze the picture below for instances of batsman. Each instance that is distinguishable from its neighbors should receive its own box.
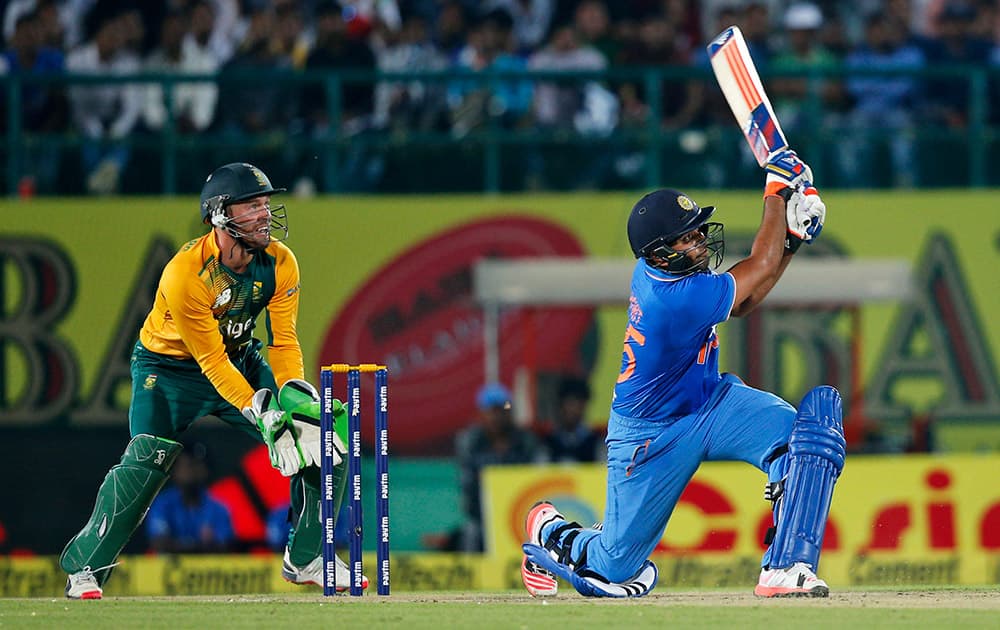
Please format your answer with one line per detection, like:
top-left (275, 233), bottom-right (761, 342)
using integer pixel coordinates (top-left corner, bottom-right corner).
top-left (60, 162), bottom-right (365, 599)
top-left (521, 150), bottom-right (844, 598)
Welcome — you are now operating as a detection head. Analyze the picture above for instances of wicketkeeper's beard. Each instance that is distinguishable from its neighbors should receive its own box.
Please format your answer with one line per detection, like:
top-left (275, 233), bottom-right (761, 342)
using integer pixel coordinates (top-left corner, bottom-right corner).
top-left (226, 221), bottom-right (271, 252)
top-left (241, 228), bottom-right (272, 251)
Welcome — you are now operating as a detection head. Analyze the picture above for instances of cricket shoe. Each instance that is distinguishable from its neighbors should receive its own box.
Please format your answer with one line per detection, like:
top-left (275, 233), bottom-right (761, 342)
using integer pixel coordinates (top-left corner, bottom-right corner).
top-left (754, 562), bottom-right (829, 597)
top-left (526, 501), bottom-right (566, 546)
top-left (281, 548), bottom-right (369, 592)
top-left (65, 567), bottom-right (103, 600)
top-left (521, 501), bottom-right (566, 597)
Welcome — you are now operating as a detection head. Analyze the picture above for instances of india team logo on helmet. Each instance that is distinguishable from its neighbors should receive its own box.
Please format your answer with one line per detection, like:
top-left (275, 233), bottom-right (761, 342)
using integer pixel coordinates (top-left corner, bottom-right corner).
top-left (677, 194), bottom-right (695, 211)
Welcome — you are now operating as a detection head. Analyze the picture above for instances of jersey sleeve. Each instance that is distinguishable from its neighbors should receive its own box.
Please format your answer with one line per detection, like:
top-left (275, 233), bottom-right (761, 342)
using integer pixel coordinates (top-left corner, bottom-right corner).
top-left (265, 243), bottom-right (304, 386)
top-left (160, 260), bottom-right (257, 410)
top-left (676, 272), bottom-right (736, 331)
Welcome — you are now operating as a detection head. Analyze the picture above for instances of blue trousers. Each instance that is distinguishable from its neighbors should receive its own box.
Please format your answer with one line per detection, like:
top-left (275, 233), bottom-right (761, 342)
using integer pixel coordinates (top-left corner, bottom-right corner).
top-left (569, 374), bottom-right (795, 583)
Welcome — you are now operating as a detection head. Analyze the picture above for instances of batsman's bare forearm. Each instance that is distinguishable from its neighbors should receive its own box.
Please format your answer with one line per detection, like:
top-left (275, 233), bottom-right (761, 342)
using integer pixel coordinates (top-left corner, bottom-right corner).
top-left (728, 195), bottom-right (788, 317)
top-left (742, 248), bottom-right (794, 314)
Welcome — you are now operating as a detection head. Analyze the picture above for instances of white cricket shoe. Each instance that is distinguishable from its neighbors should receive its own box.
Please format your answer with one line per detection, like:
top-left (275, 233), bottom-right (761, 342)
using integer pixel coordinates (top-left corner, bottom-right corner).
top-left (65, 567), bottom-right (103, 600)
top-left (281, 548), bottom-right (368, 592)
top-left (754, 562), bottom-right (829, 598)
top-left (521, 501), bottom-right (564, 597)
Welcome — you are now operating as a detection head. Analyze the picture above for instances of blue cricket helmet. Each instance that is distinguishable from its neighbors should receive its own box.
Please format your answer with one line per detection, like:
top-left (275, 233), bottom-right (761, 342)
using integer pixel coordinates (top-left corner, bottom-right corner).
top-left (626, 189), bottom-right (716, 258)
top-left (626, 189), bottom-right (725, 276)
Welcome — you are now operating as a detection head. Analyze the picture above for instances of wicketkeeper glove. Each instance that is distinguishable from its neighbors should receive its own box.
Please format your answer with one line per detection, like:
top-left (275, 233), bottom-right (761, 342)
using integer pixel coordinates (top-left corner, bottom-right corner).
top-left (242, 388), bottom-right (305, 477)
top-left (784, 186), bottom-right (826, 253)
top-left (278, 379), bottom-right (345, 468)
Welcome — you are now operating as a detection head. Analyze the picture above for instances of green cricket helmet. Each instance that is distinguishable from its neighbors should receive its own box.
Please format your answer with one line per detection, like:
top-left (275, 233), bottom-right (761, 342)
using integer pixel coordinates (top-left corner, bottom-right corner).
top-left (199, 162), bottom-right (288, 245)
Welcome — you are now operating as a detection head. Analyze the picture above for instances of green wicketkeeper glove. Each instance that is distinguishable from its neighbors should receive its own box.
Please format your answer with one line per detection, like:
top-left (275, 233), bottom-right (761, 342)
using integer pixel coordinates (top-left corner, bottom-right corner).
top-left (242, 389), bottom-right (305, 476)
top-left (279, 379), bottom-right (348, 468)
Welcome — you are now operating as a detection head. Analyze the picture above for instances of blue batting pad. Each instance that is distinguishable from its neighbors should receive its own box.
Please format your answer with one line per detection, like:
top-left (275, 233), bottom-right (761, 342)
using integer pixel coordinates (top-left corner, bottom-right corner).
top-left (769, 385), bottom-right (846, 570)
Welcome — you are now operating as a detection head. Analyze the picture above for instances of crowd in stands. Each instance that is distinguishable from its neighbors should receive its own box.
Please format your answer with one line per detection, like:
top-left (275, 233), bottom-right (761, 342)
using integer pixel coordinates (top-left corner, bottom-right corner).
top-left (3, 0), bottom-right (1000, 193)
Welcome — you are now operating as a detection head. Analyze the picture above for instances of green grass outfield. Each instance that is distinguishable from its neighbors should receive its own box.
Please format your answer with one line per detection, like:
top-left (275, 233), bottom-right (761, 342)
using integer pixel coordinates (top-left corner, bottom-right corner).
top-left (3, 588), bottom-right (999, 630)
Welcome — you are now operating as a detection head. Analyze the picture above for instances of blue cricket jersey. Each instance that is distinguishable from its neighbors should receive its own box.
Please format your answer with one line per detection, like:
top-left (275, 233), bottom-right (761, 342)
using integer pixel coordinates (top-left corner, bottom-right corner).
top-left (612, 260), bottom-right (736, 420)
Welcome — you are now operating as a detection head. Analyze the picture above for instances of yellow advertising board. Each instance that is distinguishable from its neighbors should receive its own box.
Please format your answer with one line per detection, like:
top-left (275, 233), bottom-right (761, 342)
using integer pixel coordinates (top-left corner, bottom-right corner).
top-left (482, 454), bottom-right (1000, 586)
top-left (4, 191), bottom-right (999, 450)
top-left (0, 553), bottom-right (521, 596)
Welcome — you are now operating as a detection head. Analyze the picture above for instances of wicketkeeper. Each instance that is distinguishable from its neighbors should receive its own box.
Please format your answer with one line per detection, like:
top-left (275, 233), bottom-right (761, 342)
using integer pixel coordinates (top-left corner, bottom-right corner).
top-left (60, 162), bottom-right (364, 599)
top-left (521, 150), bottom-right (843, 598)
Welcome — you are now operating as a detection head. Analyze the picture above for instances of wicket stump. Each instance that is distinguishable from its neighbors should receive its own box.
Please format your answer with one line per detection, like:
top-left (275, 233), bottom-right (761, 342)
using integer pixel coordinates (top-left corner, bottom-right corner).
top-left (319, 363), bottom-right (390, 597)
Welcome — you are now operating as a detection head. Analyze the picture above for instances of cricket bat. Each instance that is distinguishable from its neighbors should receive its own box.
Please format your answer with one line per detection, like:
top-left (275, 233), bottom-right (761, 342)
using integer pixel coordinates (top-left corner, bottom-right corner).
top-left (707, 26), bottom-right (788, 166)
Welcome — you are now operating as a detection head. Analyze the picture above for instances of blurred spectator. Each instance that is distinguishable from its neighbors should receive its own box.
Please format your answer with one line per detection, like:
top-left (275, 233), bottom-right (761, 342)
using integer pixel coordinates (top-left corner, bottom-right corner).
top-left (116, 7), bottom-right (147, 57)
top-left (769, 3), bottom-right (844, 136)
top-left (573, 0), bottom-right (620, 65)
top-left (2, 8), bottom-right (68, 194)
top-left (448, 9), bottom-right (533, 135)
top-left (885, 0), bottom-right (924, 44)
top-left (296, 2), bottom-right (380, 192)
top-left (432, 0), bottom-right (471, 62)
top-left (272, 0), bottom-right (309, 69)
top-left (838, 10), bottom-right (925, 187)
top-left (664, 0), bottom-right (704, 47)
top-left (66, 10), bottom-right (143, 194)
top-left (142, 8), bottom-right (219, 134)
top-left (146, 443), bottom-right (235, 554)
top-left (967, 0), bottom-right (998, 41)
top-left (537, 376), bottom-right (606, 463)
top-left (448, 382), bottom-right (544, 551)
top-left (740, 1), bottom-right (774, 67)
top-left (214, 5), bottom-right (295, 136)
top-left (482, 0), bottom-right (556, 53)
top-left (919, 2), bottom-right (992, 128)
top-left (525, 24), bottom-right (617, 189)
top-left (375, 13), bottom-right (450, 132)
top-left (528, 24), bottom-right (608, 130)
top-left (818, 10), bottom-right (852, 59)
top-left (341, 0), bottom-right (403, 34)
top-left (186, 0), bottom-right (237, 68)
top-left (619, 14), bottom-right (701, 129)
top-left (301, 3), bottom-right (377, 133)
top-left (14, 0), bottom-right (66, 50)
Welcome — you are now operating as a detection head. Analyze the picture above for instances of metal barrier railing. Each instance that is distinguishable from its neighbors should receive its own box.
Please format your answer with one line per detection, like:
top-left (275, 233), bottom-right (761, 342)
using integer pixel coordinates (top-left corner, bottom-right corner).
top-left (2, 65), bottom-right (997, 195)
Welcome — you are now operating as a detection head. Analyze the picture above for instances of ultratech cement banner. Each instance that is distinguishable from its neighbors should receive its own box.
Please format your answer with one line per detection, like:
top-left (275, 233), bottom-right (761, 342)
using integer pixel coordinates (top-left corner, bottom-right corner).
top-left (482, 454), bottom-right (1000, 586)
top-left (0, 553), bottom-right (519, 596)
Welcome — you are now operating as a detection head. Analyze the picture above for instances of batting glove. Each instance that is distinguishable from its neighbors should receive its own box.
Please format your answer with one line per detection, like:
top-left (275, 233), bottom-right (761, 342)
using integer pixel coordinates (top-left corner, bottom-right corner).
top-left (764, 149), bottom-right (813, 199)
top-left (243, 388), bottom-right (305, 477)
top-left (784, 186), bottom-right (826, 253)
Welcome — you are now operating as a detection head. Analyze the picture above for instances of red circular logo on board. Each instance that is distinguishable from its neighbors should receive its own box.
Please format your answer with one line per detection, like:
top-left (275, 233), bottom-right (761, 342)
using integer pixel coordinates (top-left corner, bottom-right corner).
top-left (318, 215), bottom-right (594, 455)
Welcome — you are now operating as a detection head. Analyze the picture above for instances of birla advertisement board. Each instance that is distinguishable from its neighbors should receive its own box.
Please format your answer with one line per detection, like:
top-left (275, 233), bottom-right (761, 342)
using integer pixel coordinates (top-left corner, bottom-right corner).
top-left (3, 191), bottom-right (997, 441)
